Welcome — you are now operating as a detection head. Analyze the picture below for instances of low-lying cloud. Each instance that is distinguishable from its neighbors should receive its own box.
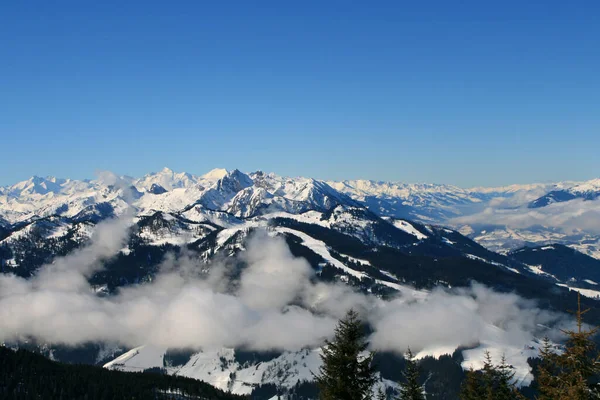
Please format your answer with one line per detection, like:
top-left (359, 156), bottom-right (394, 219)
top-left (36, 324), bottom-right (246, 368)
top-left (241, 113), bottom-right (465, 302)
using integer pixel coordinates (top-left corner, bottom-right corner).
top-left (0, 218), bottom-right (566, 356)
top-left (452, 197), bottom-right (600, 236)
top-left (369, 284), bottom-right (562, 353)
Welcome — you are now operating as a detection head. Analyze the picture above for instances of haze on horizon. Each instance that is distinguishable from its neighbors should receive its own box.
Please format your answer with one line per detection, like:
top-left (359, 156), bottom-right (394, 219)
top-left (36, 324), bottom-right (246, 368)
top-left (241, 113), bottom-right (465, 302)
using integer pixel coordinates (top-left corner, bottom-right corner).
top-left (1, 1), bottom-right (598, 187)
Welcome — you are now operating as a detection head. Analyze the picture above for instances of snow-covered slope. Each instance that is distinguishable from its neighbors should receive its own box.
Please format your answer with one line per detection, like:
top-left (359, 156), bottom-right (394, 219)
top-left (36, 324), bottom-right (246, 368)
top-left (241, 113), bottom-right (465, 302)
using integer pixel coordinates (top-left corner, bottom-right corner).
top-left (327, 180), bottom-right (484, 222)
top-left (105, 346), bottom-right (400, 396)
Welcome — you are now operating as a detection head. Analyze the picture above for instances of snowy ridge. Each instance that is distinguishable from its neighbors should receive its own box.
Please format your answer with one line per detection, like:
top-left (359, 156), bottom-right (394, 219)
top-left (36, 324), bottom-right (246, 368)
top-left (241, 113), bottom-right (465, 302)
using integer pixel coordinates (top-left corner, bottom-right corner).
top-left (567, 178), bottom-right (600, 195)
top-left (3, 168), bottom-right (600, 268)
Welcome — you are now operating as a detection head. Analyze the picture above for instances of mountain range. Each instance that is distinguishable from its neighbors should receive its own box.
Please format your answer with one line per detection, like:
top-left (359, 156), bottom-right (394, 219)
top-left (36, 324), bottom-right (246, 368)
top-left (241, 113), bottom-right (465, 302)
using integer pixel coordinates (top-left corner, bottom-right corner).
top-left (2, 168), bottom-right (600, 399)
top-left (1, 168), bottom-right (599, 259)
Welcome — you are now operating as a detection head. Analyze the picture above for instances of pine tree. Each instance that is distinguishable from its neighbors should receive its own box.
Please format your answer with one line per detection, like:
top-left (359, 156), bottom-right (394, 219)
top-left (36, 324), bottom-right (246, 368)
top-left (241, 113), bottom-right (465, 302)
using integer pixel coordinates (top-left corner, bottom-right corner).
top-left (537, 336), bottom-right (561, 400)
top-left (495, 354), bottom-right (521, 400)
top-left (460, 351), bottom-right (524, 400)
top-left (459, 368), bottom-right (485, 400)
top-left (316, 309), bottom-right (377, 400)
top-left (398, 348), bottom-right (425, 400)
top-left (482, 351), bottom-right (497, 400)
top-left (377, 387), bottom-right (387, 400)
top-left (537, 293), bottom-right (600, 399)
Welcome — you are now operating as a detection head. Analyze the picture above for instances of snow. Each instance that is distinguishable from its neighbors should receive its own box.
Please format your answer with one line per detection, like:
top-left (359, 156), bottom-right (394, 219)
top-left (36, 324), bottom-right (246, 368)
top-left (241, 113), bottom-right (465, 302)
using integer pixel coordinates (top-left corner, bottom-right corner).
top-left (339, 254), bottom-right (371, 266)
top-left (180, 207), bottom-right (242, 228)
top-left (465, 226), bottom-right (600, 260)
top-left (462, 339), bottom-right (540, 387)
top-left (171, 348), bottom-right (238, 392)
top-left (140, 232), bottom-right (199, 247)
top-left (103, 345), bottom-right (165, 371)
top-left (556, 284), bottom-right (600, 300)
top-left (584, 279), bottom-right (597, 285)
top-left (104, 326), bottom-right (540, 394)
top-left (136, 187), bottom-right (207, 214)
top-left (216, 228), bottom-right (242, 247)
top-left (261, 210), bottom-right (330, 228)
top-left (414, 345), bottom-right (459, 360)
top-left (568, 178), bottom-right (600, 194)
top-left (106, 346), bottom-right (325, 396)
top-left (375, 279), bottom-right (429, 298)
top-left (464, 254), bottom-right (521, 274)
top-left (524, 264), bottom-right (555, 279)
top-left (5, 169), bottom-right (599, 396)
top-left (391, 219), bottom-right (427, 240)
top-left (379, 269), bottom-right (398, 280)
top-left (2, 170), bottom-right (599, 264)
top-left (202, 168), bottom-right (229, 181)
top-left (104, 345), bottom-right (404, 397)
top-left (274, 227), bottom-right (368, 279)
top-left (442, 237), bottom-right (455, 245)
top-left (328, 180), bottom-right (479, 204)
top-left (327, 179), bottom-right (484, 222)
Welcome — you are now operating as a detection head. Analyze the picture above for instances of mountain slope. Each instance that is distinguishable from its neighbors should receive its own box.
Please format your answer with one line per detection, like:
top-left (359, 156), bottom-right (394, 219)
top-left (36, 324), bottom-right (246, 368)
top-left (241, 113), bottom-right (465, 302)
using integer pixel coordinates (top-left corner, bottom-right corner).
top-left (510, 244), bottom-right (600, 288)
top-left (0, 346), bottom-right (243, 400)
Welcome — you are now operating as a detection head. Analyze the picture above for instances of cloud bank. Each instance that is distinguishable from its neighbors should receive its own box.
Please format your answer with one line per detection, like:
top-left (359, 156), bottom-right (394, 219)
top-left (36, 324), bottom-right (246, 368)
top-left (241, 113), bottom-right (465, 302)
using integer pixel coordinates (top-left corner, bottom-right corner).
top-left (0, 219), bottom-right (566, 356)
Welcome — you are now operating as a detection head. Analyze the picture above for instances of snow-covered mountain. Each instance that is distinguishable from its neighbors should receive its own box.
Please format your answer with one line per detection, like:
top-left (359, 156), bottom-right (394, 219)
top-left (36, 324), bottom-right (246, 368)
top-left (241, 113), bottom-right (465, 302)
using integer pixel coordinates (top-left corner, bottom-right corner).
top-left (3, 168), bottom-right (600, 399)
top-left (0, 169), bottom-right (353, 224)
top-left (2, 169), bottom-right (599, 259)
top-left (528, 178), bottom-right (600, 208)
top-left (2, 168), bottom-right (598, 302)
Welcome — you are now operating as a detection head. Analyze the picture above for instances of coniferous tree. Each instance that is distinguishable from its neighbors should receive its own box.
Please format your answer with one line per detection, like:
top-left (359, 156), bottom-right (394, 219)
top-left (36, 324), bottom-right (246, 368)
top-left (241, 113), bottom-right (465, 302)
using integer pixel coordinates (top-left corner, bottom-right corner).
top-left (537, 336), bottom-right (561, 400)
top-left (459, 368), bottom-right (485, 400)
top-left (377, 387), bottom-right (387, 400)
top-left (537, 293), bottom-right (600, 399)
top-left (495, 354), bottom-right (520, 400)
top-left (460, 351), bottom-right (524, 400)
top-left (316, 309), bottom-right (377, 400)
top-left (398, 348), bottom-right (425, 400)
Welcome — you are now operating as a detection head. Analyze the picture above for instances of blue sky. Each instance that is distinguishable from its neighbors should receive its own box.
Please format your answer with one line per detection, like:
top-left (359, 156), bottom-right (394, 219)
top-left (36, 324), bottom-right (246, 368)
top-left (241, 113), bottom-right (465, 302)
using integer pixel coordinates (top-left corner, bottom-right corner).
top-left (1, 1), bottom-right (598, 187)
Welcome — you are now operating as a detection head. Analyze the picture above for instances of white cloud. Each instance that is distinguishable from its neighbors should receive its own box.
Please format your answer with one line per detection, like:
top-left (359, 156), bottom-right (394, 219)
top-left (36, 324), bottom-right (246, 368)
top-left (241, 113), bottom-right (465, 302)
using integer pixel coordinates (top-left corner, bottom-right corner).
top-left (0, 221), bottom-right (567, 355)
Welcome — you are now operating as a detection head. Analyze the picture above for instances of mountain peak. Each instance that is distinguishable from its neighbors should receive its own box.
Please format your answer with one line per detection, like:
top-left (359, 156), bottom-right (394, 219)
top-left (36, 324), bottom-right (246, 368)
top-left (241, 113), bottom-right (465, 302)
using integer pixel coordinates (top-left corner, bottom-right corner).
top-left (149, 183), bottom-right (168, 195)
top-left (216, 169), bottom-right (253, 193)
top-left (201, 168), bottom-right (228, 181)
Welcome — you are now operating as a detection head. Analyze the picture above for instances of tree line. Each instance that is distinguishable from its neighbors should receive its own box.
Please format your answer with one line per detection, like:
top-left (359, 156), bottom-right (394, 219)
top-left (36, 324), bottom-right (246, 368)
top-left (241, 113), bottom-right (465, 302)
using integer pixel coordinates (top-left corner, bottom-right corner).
top-left (316, 294), bottom-right (600, 400)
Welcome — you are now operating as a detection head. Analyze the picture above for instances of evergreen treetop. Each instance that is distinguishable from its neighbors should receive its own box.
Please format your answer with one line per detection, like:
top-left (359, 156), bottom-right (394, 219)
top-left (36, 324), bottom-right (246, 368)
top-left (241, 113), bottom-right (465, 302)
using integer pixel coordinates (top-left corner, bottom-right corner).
top-left (316, 309), bottom-right (377, 400)
top-left (398, 348), bottom-right (425, 400)
top-left (537, 293), bottom-right (600, 400)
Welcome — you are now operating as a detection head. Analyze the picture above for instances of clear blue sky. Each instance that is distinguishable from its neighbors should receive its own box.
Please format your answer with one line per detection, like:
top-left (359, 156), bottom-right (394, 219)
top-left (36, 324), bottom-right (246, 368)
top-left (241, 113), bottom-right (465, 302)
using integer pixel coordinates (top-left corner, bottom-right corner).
top-left (1, 1), bottom-right (599, 187)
